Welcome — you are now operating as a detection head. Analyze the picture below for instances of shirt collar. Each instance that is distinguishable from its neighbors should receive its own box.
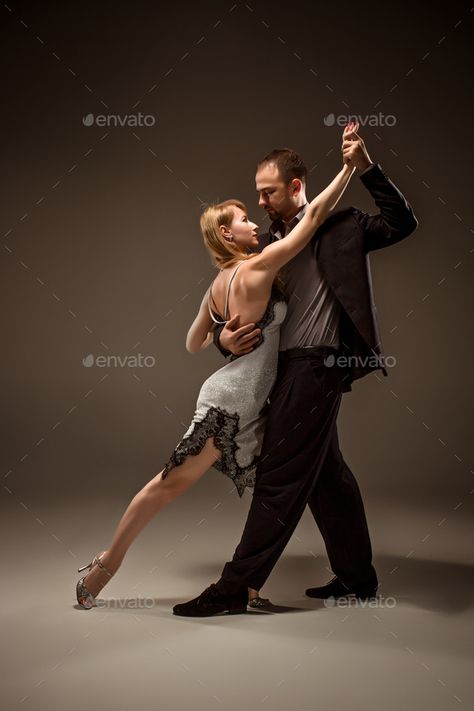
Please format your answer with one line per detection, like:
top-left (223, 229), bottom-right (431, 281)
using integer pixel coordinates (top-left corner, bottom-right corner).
top-left (269, 202), bottom-right (309, 240)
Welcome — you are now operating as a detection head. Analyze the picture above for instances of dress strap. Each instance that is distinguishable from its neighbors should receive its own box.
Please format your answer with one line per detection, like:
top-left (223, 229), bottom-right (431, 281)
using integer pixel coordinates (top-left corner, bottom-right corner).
top-left (207, 261), bottom-right (245, 324)
top-left (207, 278), bottom-right (224, 324)
top-left (224, 261), bottom-right (244, 320)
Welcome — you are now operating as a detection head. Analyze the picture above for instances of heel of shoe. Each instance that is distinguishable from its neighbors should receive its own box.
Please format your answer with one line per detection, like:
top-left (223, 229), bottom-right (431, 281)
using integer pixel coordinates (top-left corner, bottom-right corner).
top-left (77, 562), bottom-right (92, 573)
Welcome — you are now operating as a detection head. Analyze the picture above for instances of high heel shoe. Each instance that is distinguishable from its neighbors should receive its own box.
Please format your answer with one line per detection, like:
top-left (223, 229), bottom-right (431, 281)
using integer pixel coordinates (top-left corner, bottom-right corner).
top-left (76, 551), bottom-right (114, 609)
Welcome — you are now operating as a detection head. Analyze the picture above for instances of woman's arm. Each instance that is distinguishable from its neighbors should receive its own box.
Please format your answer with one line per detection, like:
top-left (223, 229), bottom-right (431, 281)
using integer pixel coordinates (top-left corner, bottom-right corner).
top-left (186, 286), bottom-right (215, 353)
top-left (250, 124), bottom-right (357, 277)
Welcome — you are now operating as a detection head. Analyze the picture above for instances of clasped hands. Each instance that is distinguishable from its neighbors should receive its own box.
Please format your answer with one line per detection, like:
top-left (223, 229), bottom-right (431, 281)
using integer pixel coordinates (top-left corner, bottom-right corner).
top-left (342, 121), bottom-right (372, 172)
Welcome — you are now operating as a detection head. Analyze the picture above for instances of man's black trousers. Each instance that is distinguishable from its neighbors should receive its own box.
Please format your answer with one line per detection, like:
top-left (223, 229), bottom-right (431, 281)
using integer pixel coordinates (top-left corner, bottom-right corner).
top-left (218, 347), bottom-right (377, 593)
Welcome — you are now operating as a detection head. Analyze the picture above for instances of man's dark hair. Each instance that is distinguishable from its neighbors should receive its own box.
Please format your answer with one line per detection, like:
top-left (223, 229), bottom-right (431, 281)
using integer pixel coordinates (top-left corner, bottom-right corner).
top-left (257, 148), bottom-right (307, 185)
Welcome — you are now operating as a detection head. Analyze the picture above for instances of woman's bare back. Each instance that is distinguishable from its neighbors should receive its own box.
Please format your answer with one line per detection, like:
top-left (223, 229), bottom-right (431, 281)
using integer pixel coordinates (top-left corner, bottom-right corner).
top-left (208, 260), bottom-right (275, 327)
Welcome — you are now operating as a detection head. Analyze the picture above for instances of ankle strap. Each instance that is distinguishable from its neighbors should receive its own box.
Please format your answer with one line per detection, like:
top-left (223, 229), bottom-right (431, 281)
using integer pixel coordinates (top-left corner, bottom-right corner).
top-left (95, 555), bottom-right (113, 578)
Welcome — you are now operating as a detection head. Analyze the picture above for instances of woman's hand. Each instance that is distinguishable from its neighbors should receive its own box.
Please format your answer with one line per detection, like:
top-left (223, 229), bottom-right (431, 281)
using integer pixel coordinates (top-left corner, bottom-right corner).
top-left (342, 121), bottom-right (373, 171)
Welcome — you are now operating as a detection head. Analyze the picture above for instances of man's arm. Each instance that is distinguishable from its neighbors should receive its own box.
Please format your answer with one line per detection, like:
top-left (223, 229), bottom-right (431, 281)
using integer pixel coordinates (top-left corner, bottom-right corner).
top-left (213, 322), bottom-right (231, 357)
top-left (213, 315), bottom-right (262, 358)
top-left (356, 163), bottom-right (418, 251)
top-left (342, 129), bottom-right (418, 250)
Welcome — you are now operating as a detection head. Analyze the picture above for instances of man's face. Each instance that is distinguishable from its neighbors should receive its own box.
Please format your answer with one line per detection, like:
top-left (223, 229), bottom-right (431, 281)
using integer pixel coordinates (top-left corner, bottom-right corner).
top-left (255, 162), bottom-right (298, 222)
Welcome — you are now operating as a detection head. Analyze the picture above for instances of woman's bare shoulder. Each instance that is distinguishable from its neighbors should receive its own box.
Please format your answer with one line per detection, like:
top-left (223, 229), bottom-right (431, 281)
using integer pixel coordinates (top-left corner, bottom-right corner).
top-left (237, 258), bottom-right (273, 294)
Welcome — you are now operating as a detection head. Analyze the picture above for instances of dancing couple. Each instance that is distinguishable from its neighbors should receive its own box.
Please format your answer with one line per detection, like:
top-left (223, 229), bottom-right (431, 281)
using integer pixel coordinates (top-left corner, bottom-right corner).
top-left (76, 121), bottom-right (417, 615)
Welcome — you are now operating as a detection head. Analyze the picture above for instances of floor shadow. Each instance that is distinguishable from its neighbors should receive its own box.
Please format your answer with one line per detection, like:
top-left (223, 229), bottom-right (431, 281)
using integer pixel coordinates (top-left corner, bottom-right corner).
top-left (73, 597), bottom-right (304, 615)
top-left (182, 554), bottom-right (474, 614)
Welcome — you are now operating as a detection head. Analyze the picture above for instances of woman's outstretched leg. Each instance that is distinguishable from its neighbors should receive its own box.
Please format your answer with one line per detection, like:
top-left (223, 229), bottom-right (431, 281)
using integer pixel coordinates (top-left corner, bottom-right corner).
top-left (79, 437), bottom-right (220, 599)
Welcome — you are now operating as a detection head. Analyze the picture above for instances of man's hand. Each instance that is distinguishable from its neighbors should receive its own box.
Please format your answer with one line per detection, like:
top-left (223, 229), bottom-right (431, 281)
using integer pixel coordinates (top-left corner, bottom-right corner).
top-left (342, 122), bottom-right (372, 172)
top-left (219, 314), bottom-right (262, 356)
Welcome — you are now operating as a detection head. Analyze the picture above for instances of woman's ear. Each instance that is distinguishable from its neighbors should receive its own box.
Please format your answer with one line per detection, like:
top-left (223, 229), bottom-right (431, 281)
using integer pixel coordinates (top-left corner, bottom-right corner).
top-left (219, 224), bottom-right (233, 242)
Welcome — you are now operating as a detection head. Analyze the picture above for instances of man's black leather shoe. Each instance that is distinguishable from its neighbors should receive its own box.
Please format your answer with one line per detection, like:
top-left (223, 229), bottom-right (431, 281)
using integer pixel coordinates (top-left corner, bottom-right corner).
top-left (305, 575), bottom-right (378, 600)
top-left (173, 584), bottom-right (248, 617)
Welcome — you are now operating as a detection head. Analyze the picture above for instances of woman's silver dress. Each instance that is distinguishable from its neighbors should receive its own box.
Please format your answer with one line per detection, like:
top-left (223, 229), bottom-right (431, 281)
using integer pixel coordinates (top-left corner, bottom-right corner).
top-left (162, 262), bottom-right (288, 496)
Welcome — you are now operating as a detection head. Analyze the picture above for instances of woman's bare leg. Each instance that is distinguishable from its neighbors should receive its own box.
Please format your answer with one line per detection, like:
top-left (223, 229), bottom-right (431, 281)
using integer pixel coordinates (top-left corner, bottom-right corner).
top-left (81, 437), bottom-right (220, 597)
top-left (80, 438), bottom-right (267, 603)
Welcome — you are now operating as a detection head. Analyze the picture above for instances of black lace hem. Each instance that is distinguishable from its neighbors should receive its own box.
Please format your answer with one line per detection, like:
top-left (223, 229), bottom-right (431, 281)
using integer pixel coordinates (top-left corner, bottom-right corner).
top-left (162, 406), bottom-right (258, 497)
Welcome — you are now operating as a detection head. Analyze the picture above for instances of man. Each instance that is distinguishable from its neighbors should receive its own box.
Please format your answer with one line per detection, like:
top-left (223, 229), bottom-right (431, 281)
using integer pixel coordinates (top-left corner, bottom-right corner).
top-left (173, 129), bottom-right (418, 616)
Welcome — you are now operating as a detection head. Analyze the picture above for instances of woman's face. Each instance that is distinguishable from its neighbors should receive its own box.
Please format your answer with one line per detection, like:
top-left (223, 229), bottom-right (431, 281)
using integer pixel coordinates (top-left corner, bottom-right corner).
top-left (225, 206), bottom-right (259, 249)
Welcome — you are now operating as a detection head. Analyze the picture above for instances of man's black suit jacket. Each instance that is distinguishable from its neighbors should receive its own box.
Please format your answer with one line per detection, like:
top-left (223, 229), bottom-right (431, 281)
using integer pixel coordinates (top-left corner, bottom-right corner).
top-left (213, 163), bottom-right (418, 392)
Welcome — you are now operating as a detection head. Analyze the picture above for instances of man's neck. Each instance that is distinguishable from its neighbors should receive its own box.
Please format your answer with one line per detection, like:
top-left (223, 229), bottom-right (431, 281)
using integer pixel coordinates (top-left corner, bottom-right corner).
top-left (283, 200), bottom-right (307, 224)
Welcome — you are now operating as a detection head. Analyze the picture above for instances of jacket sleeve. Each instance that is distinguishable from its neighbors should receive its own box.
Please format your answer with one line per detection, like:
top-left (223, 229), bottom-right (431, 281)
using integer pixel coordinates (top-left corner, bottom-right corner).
top-left (212, 322), bottom-right (232, 358)
top-left (354, 163), bottom-right (418, 252)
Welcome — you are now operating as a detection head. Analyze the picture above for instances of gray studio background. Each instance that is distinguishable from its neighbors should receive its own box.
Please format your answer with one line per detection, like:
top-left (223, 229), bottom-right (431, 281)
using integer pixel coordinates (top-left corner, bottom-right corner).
top-left (1, 2), bottom-right (473, 709)
top-left (3, 0), bottom-right (471, 510)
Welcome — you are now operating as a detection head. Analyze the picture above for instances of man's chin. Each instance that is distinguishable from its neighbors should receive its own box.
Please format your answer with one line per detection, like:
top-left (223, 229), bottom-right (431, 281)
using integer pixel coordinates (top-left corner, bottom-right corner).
top-left (265, 210), bottom-right (279, 220)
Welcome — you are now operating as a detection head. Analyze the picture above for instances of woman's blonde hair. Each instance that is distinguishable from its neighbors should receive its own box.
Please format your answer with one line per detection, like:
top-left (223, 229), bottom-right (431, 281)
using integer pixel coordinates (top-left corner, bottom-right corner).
top-left (200, 199), bottom-right (257, 270)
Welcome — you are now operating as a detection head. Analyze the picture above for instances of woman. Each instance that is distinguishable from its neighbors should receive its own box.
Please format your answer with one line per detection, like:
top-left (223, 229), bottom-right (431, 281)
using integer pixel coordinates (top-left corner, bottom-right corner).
top-left (75, 123), bottom-right (357, 610)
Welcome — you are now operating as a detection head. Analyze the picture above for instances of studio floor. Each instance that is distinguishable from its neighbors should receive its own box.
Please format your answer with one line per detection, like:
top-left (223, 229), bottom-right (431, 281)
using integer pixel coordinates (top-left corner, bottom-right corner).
top-left (2, 489), bottom-right (473, 711)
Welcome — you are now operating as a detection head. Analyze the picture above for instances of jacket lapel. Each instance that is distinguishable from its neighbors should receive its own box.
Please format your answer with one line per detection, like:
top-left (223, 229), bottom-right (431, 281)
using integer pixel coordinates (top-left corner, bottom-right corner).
top-left (260, 211), bottom-right (379, 352)
top-left (314, 210), bottom-right (377, 349)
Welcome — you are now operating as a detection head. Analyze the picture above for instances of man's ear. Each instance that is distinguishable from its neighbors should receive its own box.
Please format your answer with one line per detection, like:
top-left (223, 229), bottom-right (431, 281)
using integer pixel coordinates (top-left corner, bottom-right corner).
top-left (291, 178), bottom-right (302, 196)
